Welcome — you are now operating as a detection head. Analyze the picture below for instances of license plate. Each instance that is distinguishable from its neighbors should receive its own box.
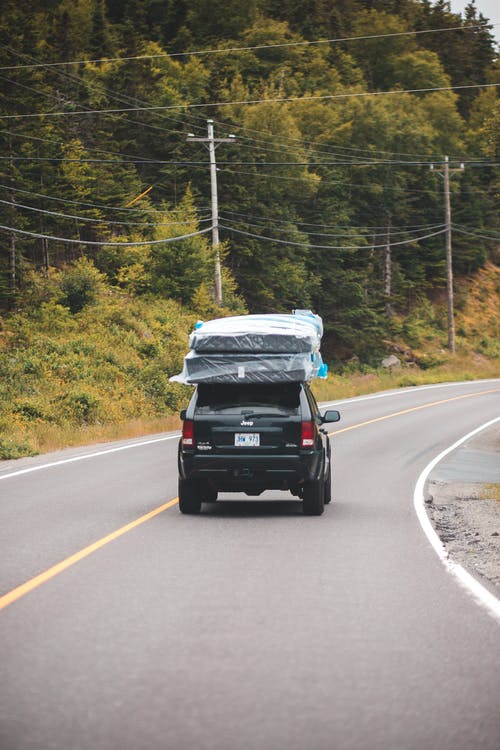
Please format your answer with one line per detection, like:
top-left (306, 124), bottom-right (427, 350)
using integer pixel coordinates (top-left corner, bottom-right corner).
top-left (235, 433), bottom-right (260, 447)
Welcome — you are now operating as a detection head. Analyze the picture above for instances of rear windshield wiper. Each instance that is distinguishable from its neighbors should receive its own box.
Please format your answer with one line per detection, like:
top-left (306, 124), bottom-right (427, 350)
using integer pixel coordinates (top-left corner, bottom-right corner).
top-left (240, 412), bottom-right (289, 418)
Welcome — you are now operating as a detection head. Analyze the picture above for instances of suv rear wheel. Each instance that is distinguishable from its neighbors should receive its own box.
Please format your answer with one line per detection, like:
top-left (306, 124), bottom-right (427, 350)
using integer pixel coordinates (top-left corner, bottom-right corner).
top-left (178, 478), bottom-right (202, 514)
top-left (324, 461), bottom-right (332, 505)
top-left (302, 478), bottom-right (324, 515)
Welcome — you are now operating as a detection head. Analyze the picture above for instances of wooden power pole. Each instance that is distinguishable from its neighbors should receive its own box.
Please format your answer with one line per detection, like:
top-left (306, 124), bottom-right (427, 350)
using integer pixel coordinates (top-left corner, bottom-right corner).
top-left (430, 156), bottom-right (464, 354)
top-left (187, 121), bottom-right (236, 306)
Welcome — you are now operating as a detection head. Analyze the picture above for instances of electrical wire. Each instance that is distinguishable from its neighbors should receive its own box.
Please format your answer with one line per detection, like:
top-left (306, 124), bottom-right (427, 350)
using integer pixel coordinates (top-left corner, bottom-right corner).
top-left (0, 36), bottom-right (495, 216)
top-left (218, 214), bottom-right (446, 238)
top-left (1, 83), bottom-right (498, 120)
top-left (0, 36), bottom-right (491, 165)
top-left (0, 183), bottom-right (209, 215)
top-left (220, 208), bottom-right (446, 231)
top-left (219, 223), bottom-right (447, 250)
top-left (209, 115), bottom-right (456, 162)
top-left (0, 46), bottom-right (483, 166)
top-left (0, 23), bottom-right (493, 69)
top-left (452, 225), bottom-right (500, 241)
top-left (0, 43), bottom-right (202, 140)
top-left (3, 156), bottom-right (496, 168)
top-left (218, 168), bottom-right (456, 193)
top-left (0, 224), bottom-right (212, 246)
top-left (0, 127), bottom-right (160, 165)
top-left (0, 198), bottom-right (212, 227)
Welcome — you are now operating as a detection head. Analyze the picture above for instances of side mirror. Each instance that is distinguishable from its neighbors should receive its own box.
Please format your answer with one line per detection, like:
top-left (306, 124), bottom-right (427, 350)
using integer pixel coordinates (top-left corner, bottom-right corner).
top-left (180, 409), bottom-right (187, 420)
top-left (322, 409), bottom-right (340, 423)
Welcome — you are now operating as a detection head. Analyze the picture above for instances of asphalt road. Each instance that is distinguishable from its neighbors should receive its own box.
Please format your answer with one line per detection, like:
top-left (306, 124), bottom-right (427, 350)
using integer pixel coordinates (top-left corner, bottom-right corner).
top-left (1, 379), bottom-right (499, 750)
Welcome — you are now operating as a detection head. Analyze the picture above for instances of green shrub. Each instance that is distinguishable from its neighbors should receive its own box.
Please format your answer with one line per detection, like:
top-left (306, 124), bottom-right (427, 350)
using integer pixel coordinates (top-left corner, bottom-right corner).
top-left (62, 390), bottom-right (101, 423)
top-left (396, 375), bottom-right (420, 387)
top-left (0, 436), bottom-right (36, 459)
top-left (12, 399), bottom-right (47, 421)
top-left (415, 353), bottom-right (447, 370)
top-left (58, 258), bottom-right (106, 313)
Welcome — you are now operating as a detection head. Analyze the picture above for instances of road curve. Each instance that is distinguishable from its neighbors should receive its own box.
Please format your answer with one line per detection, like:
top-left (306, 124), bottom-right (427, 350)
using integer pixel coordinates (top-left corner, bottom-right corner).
top-left (0, 379), bottom-right (499, 750)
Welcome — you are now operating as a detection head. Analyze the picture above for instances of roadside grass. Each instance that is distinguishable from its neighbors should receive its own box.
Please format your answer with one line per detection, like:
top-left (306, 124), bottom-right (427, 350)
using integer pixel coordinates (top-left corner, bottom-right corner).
top-left (0, 295), bottom-right (193, 459)
top-left (2, 356), bottom-right (497, 459)
top-left (4, 416), bottom-right (183, 457)
top-left (481, 484), bottom-right (500, 502)
top-left (311, 357), bottom-right (500, 402)
top-left (1, 263), bottom-right (498, 459)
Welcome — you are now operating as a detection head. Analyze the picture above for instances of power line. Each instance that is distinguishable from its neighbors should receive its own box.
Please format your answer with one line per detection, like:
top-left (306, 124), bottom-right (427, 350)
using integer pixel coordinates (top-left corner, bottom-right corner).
top-left (0, 156), bottom-right (170, 164)
top-left (220, 208), bottom-right (447, 231)
top-left (0, 46), bottom-right (485, 165)
top-left (0, 224), bottom-right (212, 247)
top-left (0, 43), bottom-right (201, 140)
top-left (219, 222), bottom-right (447, 250)
top-left (0, 38), bottom-right (492, 166)
top-left (218, 214), bottom-right (445, 239)
top-left (452, 225), bottom-right (500, 241)
top-left (0, 74), bottom-right (468, 165)
top-left (0, 127), bottom-right (159, 165)
top-left (208, 111), bottom-right (467, 162)
top-left (0, 198), bottom-right (212, 227)
top-left (0, 23), bottom-right (493, 69)
top-left (2, 156), bottom-right (497, 167)
top-left (218, 167), bottom-right (493, 193)
top-left (1, 83), bottom-right (498, 120)
top-left (0, 183), bottom-right (209, 215)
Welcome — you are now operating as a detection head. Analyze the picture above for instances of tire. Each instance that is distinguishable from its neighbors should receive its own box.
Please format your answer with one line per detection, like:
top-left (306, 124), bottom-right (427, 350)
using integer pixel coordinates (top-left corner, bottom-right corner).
top-left (302, 479), bottom-right (324, 516)
top-left (205, 487), bottom-right (218, 503)
top-left (178, 478), bottom-right (202, 514)
top-left (324, 459), bottom-right (332, 505)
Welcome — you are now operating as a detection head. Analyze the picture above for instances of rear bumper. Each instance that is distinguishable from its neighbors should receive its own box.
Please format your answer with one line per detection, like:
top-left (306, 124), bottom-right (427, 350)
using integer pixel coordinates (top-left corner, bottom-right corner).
top-left (180, 450), bottom-right (322, 491)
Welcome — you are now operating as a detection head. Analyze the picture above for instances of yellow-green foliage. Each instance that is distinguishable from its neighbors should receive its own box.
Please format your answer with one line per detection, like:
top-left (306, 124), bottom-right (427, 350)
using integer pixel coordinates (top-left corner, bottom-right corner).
top-left (312, 263), bottom-right (500, 401)
top-left (0, 291), bottom-right (199, 458)
top-left (481, 484), bottom-right (500, 502)
top-left (1, 264), bottom-right (498, 459)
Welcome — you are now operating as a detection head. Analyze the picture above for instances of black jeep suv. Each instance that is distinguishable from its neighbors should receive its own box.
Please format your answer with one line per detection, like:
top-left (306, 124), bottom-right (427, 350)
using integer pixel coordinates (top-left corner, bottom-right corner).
top-left (177, 382), bottom-right (340, 515)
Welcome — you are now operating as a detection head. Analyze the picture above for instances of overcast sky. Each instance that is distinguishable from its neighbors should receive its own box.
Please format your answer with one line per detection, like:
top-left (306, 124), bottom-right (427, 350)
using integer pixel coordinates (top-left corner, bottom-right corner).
top-left (448, 0), bottom-right (500, 44)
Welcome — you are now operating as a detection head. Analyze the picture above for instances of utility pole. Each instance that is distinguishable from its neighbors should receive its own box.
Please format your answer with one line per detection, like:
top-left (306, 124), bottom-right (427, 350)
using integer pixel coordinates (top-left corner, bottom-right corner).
top-left (187, 120), bottom-right (236, 306)
top-left (430, 156), bottom-right (464, 354)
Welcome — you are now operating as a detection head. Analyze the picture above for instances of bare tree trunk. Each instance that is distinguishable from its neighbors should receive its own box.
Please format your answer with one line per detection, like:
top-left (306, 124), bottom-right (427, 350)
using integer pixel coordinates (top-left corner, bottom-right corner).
top-left (9, 230), bottom-right (16, 296)
top-left (384, 215), bottom-right (392, 317)
top-left (9, 186), bottom-right (17, 296)
top-left (42, 237), bottom-right (49, 273)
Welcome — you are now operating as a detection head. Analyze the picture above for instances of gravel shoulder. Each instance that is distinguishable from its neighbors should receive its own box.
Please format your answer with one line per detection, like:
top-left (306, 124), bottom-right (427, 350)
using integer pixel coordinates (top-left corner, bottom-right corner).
top-left (426, 423), bottom-right (500, 590)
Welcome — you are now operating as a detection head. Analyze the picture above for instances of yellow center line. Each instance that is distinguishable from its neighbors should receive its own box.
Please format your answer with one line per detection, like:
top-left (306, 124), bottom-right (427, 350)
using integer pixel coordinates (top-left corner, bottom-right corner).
top-left (0, 497), bottom-right (179, 611)
top-left (1, 387), bottom-right (499, 611)
top-left (328, 388), bottom-right (500, 436)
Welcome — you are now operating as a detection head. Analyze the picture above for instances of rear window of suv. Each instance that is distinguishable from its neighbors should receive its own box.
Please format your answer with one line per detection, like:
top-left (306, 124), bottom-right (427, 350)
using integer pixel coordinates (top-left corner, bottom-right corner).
top-left (195, 383), bottom-right (301, 416)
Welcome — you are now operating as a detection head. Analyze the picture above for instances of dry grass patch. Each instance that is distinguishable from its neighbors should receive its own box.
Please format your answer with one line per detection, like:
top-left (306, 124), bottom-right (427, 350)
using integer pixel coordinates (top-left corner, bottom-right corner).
top-left (481, 484), bottom-right (500, 502)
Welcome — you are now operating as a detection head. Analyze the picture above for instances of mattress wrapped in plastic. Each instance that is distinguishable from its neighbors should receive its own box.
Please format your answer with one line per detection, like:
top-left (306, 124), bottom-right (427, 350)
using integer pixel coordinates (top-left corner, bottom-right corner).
top-left (170, 310), bottom-right (328, 385)
top-left (189, 313), bottom-right (322, 354)
top-left (170, 351), bottom-right (316, 384)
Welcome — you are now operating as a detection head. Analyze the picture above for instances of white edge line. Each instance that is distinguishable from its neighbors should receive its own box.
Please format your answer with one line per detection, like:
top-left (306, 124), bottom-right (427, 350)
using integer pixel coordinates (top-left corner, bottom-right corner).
top-left (320, 378), bottom-right (500, 408)
top-left (0, 434), bottom-right (180, 481)
top-left (413, 415), bottom-right (500, 624)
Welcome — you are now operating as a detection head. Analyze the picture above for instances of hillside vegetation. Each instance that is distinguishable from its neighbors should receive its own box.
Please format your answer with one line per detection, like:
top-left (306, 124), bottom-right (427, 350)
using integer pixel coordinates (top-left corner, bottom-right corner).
top-left (0, 1), bottom-right (498, 456)
top-left (0, 261), bottom-right (498, 459)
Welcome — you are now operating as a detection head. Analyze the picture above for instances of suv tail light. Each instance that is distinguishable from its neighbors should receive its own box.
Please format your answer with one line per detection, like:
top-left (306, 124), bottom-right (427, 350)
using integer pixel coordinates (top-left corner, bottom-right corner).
top-left (182, 419), bottom-right (194, 447)
top-left (300, 420), bottom-right (315, 448)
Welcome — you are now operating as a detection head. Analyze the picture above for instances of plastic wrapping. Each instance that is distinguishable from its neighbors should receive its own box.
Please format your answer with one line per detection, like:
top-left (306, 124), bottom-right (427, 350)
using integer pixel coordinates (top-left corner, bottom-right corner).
top-left (189, 314), bottom-right (321, 353)
top-left (170, 351), bottom-right (316, 384)
top-left (171, 310), bottom-right (327, 385)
